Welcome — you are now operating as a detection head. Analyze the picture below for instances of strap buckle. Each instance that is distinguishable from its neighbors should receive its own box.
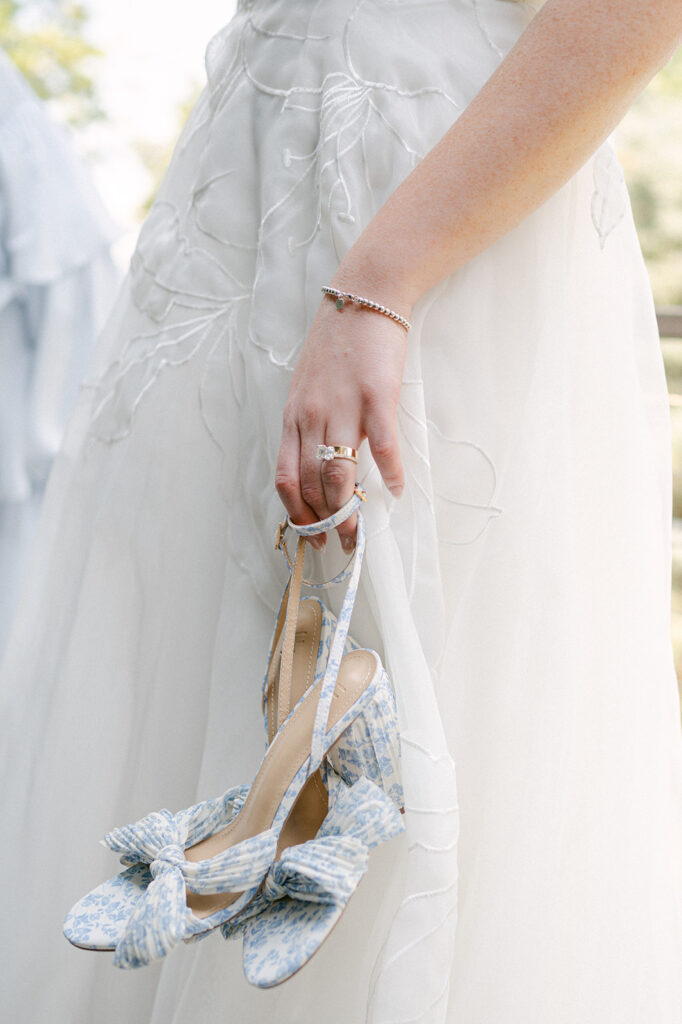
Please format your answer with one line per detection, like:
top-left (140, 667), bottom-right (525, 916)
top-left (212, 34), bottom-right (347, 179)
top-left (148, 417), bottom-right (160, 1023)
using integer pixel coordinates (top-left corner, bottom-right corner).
top-left (275, 519), bottom-right (288, 551)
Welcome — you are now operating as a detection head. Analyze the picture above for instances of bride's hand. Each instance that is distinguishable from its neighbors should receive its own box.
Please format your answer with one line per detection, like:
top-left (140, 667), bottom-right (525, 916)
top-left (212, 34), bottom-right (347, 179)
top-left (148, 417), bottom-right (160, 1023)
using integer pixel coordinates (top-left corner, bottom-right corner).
top-left (275, 289), bottom-right (411, 552)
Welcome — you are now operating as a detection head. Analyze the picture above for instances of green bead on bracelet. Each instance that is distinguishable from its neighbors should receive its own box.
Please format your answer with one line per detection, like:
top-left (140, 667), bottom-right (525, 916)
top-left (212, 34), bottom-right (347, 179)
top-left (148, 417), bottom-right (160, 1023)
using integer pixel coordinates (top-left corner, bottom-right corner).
top-left (321, 286), bottom-right (412, 332)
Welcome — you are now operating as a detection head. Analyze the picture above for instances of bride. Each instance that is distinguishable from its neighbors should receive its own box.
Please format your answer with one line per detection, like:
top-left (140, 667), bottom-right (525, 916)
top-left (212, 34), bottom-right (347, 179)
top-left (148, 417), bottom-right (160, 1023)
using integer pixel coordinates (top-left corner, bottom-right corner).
top-left (2, 1), bottom-right (681, 1022)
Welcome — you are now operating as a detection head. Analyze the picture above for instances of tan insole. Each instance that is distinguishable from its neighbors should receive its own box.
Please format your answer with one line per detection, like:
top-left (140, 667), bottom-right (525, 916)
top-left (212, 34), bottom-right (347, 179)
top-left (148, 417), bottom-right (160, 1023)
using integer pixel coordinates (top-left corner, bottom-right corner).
top-left (265, 599), bottom-right (329, 856)
top-left (186, 608), bottom-right (373, 919)
top-left (266, 599), bottom-right (323, 745)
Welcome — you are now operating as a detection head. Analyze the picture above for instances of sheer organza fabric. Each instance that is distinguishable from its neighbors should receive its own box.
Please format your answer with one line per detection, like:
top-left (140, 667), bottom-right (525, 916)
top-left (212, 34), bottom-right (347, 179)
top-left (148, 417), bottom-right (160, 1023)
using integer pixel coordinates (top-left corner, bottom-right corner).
top-left (1, 2), bottom-right (681, 1022)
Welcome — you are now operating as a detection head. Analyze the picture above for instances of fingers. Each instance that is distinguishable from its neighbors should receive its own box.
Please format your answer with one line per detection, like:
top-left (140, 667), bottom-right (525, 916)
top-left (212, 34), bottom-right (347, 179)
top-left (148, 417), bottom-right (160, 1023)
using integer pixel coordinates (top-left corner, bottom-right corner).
top-left (276, 393), bottom-right (405, 561)
top-left (274, 416), bottom-right (326, 550)
top-left (319, 440), bottom-right (359, 553)
top-left (298, 432), bottom-right (333, 534)
top-left (365, 405), bottom-right (404, 499)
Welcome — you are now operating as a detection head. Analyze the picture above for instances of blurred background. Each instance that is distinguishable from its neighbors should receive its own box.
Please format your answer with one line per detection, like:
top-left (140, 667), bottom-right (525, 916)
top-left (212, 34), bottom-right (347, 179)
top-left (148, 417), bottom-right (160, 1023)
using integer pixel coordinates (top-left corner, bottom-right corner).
top-left (1, 0), bottom-right (681, 682)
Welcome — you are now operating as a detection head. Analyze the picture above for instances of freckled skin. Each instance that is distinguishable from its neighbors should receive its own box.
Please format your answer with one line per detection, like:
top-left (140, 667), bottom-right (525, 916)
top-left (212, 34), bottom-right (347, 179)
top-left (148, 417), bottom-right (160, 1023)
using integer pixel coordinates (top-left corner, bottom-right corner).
top-left (275, 0), bottom-right (682, 547)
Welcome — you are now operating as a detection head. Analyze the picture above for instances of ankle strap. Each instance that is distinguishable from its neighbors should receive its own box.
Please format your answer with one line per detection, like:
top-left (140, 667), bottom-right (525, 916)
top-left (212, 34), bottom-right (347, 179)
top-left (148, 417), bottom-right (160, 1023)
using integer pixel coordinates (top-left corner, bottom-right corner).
top-left (283, 485), bottom-right (366, 537)
top-left (277, 533), bottom-right (308, 729)
top-left (308, 507), bottom-right (367, 771)
top-left (275, 485), bottom-right (366, 589)
top-left (272, 486), bottom-right (368, 750)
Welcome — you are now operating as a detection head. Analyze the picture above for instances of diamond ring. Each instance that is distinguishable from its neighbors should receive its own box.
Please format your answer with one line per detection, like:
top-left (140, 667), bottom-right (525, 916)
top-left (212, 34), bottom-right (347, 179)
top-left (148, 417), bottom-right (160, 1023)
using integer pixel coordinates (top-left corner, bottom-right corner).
top-left (316, 444), bottom-right (358, 465)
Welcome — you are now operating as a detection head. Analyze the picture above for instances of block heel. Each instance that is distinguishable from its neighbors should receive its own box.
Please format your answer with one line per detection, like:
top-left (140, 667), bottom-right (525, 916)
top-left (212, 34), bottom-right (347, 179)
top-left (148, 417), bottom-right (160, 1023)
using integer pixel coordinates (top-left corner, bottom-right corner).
top-left (328, 666), bottom-right (404, 811)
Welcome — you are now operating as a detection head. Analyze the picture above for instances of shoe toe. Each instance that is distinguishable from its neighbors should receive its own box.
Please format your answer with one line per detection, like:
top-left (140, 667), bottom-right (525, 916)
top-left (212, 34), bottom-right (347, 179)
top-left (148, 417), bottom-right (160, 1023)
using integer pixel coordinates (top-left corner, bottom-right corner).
top-left (242, 898), bottom-right (344, 988)
top-left (63, 863), bottom-right (152, 951)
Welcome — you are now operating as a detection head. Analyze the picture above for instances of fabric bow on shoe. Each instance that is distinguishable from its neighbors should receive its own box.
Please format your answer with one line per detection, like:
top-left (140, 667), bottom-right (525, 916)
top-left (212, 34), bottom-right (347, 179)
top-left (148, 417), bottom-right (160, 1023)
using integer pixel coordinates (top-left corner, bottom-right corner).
top-left (222, 773), bottom-right (404, 943)
top-left (263, 833), bottom-right (367, 905)
top-left (261, 772), bottom-right (404, 905)
top-left (227, 774), bottom-right (405, 989)
top-left (101, 786), bottom-right (278, 968)
top-left (317, 773), bottom-right (404, 851)
top-left (104, 785), bottom-right (251, 867)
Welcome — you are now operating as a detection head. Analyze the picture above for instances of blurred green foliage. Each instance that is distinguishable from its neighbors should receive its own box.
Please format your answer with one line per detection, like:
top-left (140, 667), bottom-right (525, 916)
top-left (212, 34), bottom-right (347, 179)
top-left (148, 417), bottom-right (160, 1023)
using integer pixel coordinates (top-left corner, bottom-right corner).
top-left (617, 48), bottom-right (682, 305)
top-left (0, 0), bottom-right (103, 126)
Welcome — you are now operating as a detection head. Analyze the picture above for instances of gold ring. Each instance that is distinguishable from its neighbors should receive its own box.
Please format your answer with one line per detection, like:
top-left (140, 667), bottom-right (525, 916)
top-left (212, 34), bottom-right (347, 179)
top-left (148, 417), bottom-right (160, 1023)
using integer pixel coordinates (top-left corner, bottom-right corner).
top-left (316, 444), bottom-right (359, 465)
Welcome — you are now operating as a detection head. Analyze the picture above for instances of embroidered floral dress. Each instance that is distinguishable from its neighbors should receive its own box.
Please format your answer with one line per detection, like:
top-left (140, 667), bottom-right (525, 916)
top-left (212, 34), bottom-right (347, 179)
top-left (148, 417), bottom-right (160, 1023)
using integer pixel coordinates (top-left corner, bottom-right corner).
top-left (1, 2), bottom-right (681, 1023)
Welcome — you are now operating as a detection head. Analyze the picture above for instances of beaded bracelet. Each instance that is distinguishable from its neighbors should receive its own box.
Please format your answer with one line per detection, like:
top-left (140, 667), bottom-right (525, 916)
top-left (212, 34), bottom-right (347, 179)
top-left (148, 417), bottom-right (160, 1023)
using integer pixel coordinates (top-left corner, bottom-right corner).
top-left (321, 286), bottom-right (412, 332)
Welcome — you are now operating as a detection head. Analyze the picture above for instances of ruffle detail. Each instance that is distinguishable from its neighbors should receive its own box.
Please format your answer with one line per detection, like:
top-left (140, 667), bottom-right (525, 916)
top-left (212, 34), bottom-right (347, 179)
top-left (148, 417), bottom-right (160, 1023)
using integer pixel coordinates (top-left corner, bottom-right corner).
top-left (102, 784), bottom-right (280, 969)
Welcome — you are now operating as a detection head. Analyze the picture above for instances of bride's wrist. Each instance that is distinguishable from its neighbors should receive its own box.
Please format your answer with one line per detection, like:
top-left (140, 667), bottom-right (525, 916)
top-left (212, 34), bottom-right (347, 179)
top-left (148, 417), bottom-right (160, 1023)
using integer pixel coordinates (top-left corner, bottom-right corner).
top-left (328, 247), bottom-right (418, 325)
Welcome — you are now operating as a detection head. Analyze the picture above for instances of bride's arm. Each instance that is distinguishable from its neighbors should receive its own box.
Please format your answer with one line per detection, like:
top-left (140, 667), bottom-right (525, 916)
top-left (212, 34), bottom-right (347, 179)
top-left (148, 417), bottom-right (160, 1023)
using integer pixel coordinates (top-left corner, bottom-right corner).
top-left (337, 0), bottom-right (681, 308)
top-left (276, 0), bottom-right (682, 549)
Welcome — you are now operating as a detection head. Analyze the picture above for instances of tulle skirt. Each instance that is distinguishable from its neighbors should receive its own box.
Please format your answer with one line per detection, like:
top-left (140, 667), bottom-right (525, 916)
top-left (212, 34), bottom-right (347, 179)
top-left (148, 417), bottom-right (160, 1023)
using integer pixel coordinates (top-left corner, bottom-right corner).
top-left (2, 2), bottom-right (681, 1022)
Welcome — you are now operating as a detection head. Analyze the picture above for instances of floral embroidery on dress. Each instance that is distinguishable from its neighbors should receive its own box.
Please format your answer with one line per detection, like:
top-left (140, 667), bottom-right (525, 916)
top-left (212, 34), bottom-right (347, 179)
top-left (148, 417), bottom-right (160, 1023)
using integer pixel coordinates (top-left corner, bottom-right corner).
top-left (83, 1), bottom-right (469, 447)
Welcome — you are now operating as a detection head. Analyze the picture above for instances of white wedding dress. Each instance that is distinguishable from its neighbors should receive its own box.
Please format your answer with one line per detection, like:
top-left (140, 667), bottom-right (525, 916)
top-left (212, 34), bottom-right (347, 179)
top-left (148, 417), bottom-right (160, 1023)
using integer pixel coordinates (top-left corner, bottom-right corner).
top-left (2, 2), bottom-right (681, 1022)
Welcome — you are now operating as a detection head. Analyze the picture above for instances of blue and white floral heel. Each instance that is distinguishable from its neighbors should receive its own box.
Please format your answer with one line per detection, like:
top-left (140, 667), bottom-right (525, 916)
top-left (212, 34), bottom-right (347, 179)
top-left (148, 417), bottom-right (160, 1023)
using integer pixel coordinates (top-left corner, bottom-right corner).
top-left (62, 521), bottom-right (360, 954)
top-left (62, 502), bottom-right (356, 957)
top-left (64, 487), bottom-right (401, 971)
top-left (62, 592), bottom-right (343, 953)
top-left (221, 488), bottom-right (405, 985)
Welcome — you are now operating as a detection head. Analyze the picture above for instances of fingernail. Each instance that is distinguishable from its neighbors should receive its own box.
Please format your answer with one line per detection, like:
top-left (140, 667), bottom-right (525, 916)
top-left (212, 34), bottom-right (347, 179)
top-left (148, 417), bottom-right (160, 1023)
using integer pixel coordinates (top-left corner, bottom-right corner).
top-left (308, 535), bottom-right (326, 550)
top-left (389, 484), bottom-right (404, 499)
top-left (341, 536), bottom-right (356, 553)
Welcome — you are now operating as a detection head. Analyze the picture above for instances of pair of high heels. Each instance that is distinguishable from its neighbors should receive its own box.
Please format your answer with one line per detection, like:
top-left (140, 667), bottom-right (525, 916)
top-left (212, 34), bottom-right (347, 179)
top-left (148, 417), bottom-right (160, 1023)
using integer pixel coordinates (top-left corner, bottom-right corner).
top-left (63, 487), bottom-right (404, 987)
